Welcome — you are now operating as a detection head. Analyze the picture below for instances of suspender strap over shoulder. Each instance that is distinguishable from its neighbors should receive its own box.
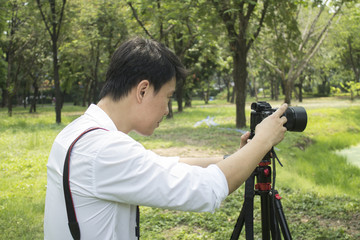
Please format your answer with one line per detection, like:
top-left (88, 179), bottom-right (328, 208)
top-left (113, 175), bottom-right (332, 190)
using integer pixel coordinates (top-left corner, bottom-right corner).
top-left (63, 127), bottom-right (107, 240)
top-left (63, 127), bottom-right (141, 240)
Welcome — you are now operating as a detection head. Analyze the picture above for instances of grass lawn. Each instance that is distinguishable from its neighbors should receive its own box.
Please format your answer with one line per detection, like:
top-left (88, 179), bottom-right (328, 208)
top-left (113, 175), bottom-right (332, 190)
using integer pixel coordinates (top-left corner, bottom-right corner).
top-left (1, 97), bottom-right (360, 239)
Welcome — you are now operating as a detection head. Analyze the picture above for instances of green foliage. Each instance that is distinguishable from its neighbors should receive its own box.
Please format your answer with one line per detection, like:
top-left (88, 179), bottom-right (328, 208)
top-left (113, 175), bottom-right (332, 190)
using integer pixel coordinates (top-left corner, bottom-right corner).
top-left (2, 0), bottom-right (360, 123)
top-left (319, 2), bottom-right (360, 97)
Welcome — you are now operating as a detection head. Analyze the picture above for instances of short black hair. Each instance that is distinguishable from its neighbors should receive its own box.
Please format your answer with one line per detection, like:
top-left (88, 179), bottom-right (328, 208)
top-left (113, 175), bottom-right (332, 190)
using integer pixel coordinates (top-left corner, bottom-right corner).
top-left (99, 37), bottom-right (187, 101)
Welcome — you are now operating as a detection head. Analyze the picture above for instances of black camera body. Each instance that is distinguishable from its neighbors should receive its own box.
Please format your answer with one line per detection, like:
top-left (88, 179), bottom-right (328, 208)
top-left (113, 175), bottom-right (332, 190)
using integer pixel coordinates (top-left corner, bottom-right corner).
top-left (250, 101), bottom-right (307, 135)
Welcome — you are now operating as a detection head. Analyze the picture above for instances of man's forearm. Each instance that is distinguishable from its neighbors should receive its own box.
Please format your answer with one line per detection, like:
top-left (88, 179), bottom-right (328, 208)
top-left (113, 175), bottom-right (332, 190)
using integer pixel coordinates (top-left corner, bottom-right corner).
top-left (216, 136), bottom-right (272, 194)
top-left (179, 157), bottom-right (223, 168)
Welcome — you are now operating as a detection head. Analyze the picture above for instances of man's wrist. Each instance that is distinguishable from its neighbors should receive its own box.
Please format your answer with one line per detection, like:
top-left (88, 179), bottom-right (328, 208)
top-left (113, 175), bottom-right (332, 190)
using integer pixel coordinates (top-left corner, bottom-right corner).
top-left (251, 135), bottom-right (273, 152)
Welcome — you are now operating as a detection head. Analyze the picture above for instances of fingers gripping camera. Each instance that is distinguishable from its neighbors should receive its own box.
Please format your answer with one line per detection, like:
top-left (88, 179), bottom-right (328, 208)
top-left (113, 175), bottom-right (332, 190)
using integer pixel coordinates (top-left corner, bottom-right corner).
top-left (250, 101), bottom-right (307, 134)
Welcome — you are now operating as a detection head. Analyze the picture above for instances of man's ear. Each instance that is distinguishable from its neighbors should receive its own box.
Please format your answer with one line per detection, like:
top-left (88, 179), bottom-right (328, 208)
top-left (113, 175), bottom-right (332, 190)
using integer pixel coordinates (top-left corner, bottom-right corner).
top-left (136, 80), bottom-right (150, 103)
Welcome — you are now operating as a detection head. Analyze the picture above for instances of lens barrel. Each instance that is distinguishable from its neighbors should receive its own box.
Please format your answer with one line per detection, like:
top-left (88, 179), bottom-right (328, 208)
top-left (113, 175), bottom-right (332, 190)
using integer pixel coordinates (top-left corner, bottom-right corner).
top-left (284, 107), bottom-right (307, 132)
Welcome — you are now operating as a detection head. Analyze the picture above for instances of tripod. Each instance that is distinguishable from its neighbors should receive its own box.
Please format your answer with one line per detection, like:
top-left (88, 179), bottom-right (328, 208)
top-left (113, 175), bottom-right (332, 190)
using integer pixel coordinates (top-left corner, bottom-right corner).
top-left (230, 149), bottom-right (292, 240)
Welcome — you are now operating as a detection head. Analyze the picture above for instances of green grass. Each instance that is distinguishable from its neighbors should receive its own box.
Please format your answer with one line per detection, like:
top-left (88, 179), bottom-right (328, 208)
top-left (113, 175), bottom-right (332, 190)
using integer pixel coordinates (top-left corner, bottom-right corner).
top-left (1, 98), bottom-right (360, 239)
top-left (0, 105), bottom-right (85, 239)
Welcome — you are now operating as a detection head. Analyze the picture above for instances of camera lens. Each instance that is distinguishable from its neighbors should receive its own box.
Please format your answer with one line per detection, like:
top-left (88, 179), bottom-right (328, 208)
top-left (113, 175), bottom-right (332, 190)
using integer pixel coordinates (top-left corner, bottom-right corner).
top-left (284, 107), bottom-right (307, 132)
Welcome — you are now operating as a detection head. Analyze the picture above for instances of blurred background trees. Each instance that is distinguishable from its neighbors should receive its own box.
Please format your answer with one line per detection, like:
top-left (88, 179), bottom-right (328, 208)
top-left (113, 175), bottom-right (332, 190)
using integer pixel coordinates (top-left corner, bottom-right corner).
top-left (1, 0), bottom-right (359, 127)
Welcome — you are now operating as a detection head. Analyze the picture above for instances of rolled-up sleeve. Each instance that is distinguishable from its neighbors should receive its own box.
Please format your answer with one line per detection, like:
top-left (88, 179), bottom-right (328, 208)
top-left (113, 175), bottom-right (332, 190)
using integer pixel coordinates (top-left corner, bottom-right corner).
top-left (92, 131), bottom-right (228, 213)
top-left (205, 164), bottom-right (229, 211)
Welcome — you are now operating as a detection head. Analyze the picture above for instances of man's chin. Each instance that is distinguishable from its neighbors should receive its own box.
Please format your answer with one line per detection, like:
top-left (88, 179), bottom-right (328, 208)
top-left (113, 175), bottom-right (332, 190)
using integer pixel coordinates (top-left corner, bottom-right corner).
top-left (133, 129), bottom-right (155, 137)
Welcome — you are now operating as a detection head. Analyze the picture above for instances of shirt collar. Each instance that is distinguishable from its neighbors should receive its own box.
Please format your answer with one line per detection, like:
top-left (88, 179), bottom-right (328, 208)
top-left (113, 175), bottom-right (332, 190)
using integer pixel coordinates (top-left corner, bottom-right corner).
top-left (84, 104), bottom-right (118, 131)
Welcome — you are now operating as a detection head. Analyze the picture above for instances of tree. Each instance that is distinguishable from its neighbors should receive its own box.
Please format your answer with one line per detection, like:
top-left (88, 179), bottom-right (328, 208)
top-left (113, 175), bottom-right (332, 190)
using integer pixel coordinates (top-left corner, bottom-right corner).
top-left (212, 0), bottom-right (270, 128)
top-left (261, 0), bottom-right (344, 104)
top-left (332, 3), bottom-right (360, 99)
top-left (36, 0), bottom-right (66, 123)
top-left (86, 0), bottom-right (129, 105)
top-left (193, 45), bottom-right (219, 104)
top-left (2, 0), bottom-right (32, 116)
top-left (0, 0), bottom-right (7, 107)
top-left (127, 0), bottom-right (199, 114)
top-left (217, 55), bottom-right (233, 103)
top-left (11, 2), bottom-right (50, 113)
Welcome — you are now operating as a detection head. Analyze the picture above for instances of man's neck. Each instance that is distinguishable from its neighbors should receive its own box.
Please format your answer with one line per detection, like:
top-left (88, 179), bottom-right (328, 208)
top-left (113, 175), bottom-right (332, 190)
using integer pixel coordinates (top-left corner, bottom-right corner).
top-left (97, 96), bottom-right (135, 134)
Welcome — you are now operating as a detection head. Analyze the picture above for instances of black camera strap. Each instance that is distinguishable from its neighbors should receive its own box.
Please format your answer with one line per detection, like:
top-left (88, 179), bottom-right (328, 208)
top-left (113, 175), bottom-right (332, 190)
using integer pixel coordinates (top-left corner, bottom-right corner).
top-left (63, 127), bottom-right (140, 240)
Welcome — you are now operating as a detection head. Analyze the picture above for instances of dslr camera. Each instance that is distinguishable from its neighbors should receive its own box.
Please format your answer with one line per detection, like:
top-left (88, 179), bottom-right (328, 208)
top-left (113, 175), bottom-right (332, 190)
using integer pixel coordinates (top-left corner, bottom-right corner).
top-left (250, 101), bottom-right (307, 134)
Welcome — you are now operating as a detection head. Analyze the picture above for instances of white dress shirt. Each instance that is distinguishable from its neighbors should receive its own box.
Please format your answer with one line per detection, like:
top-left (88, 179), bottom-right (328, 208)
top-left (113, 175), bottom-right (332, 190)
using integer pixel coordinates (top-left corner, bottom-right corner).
top-left (44, 104), bottom-right (228, 240)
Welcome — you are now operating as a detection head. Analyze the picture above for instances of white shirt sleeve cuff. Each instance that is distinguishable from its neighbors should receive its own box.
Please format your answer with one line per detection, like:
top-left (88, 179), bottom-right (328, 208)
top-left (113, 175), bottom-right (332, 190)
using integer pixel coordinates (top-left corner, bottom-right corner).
top-left (206, 164), bottom-right (229, 211)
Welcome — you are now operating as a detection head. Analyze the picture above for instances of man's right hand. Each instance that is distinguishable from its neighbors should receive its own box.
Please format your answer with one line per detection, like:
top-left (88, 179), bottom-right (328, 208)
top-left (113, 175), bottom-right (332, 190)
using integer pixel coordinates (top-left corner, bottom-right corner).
top-left (253, 103), bottom-right (288, 147)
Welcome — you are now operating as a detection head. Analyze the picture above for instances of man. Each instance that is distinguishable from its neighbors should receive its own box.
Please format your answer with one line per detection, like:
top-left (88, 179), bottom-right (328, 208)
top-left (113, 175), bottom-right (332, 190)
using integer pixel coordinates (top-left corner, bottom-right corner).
top-left (44, 37), bottom-right (287, 240)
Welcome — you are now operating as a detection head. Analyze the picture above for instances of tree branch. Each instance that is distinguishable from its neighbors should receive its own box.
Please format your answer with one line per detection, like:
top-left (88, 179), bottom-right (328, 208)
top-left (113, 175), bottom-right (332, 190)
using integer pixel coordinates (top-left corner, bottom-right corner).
top-left (49, 0), bottom-right (57, 40)
top-left (262, 57), bottom-right (283, 76)
top-left (303, 4), bottom-right (342, 64)
top-left (36, 0), bottom-right (53, 37)
top-left (299, 0), bottom-right (328, 52)
top-left (56, 0), bottom-right (67, 38)
top-left (247, 0), bottom-right (270, 51)
top-left (211, 0), bottom-right (238, 41)
top-left (127, 2), bottom-right (154, 39)
top-left (245, 0), bottom-right (257, 23)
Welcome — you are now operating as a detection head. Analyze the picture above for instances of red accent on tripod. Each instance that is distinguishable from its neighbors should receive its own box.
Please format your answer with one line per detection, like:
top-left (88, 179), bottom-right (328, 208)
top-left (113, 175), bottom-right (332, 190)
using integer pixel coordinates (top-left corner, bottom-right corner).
top-left (263, 168), bottom-right (270, 177)
top-left (259, 161), bottom-right (271, 166)
top-left (255, 182), bottom-right (271, 191)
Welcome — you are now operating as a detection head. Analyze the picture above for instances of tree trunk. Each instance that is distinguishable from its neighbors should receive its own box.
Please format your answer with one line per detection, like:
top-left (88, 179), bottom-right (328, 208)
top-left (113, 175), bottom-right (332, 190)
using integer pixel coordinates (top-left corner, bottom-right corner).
top-left (175, 78), bottom-right (184, 112)
top-left (52, 38), bottom-right (62, 123)
top-left (233, 50), bottom-right (247, 128)
top-left (6, 53), bottom-right (13, 117)
top-left (284, 79), bottom-right (292, 104)
top-left (30, 78), bottom-right (38, 113)
top-left (204, 80), bottom-right (210, 104)
top-left (6, 53), bottom-right (21, 116)
top-left (252, 75), bottom-right (258, 101)
top-left (184, 90), bottom-right (192, 107)
top-left (270, 75), bottom-right (274, 100)
top-left (23, 89), bottom-right (27, 108)
top-left (347, 37), bottom-right (360, 83)
top-left (91, 41), bottom-right (101, 104)
top-left (298, 75), bottom-right (305, 102)
top-left (230, 86), bottom-right (235, 103)
top-left (87, 81), bottom-right (93, 106)
top-left (298, 84), bottom-right (303, 102)
top-left (1, 86), bottom-right (6, 108)
top-left (226, 83), bottom-right (230, 102)
top-left (166, 100), bottom-right (173, 119)
top-left (275, 76), bottom-right (279, 101)
top-left (82, 78), bottom-right (90, 107)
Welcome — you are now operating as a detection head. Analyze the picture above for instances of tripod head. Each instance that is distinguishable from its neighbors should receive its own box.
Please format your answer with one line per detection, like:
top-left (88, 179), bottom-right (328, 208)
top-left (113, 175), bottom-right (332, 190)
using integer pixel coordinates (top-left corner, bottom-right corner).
top-left (254, 159), bottom-right (272, 192)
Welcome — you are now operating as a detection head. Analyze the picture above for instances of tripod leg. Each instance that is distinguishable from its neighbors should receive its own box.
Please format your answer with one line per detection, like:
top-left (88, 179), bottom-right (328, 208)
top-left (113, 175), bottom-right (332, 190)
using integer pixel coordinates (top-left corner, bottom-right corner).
top-left (274, 191), bottom-right (292, 240)
top-left (244, 175), bottom-right (255, 240)
top-left (260, 192), bottom-right (271, 240)
top-left (230, 200), bottom-right (246, 240)
top-left (269, 193), bottom-right (281, 240)
top-left (230, 174), bottom-right (255, 240)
